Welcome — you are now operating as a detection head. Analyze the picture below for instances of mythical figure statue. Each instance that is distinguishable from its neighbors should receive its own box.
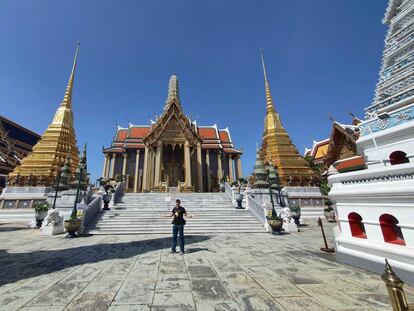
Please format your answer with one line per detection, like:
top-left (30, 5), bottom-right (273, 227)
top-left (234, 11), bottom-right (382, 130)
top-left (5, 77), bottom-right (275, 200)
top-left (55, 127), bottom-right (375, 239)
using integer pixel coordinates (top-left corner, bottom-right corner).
top-left (43, 209), bottom-right (64, 227)
top-left (279, 207), bottom-right (293, 224)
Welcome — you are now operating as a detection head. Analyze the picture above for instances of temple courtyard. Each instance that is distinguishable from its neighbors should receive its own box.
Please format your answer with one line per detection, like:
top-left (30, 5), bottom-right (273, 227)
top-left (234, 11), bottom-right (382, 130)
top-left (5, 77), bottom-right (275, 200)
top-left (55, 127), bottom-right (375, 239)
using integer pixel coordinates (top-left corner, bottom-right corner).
top-left (0, 220), bottom-right (413, 311)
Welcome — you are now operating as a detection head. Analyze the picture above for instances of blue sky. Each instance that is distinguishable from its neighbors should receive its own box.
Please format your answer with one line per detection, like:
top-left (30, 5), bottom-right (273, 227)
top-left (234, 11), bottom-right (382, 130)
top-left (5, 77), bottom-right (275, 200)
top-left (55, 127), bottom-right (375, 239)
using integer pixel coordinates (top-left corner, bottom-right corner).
top-left (0, 0), bottom-right (387, 181)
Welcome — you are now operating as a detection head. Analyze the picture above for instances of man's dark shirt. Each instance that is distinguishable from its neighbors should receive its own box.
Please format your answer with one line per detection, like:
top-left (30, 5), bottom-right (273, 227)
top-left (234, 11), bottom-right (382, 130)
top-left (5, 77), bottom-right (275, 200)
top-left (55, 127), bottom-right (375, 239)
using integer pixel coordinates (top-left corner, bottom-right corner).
top-left (172, 206), bottom-right (186, 225)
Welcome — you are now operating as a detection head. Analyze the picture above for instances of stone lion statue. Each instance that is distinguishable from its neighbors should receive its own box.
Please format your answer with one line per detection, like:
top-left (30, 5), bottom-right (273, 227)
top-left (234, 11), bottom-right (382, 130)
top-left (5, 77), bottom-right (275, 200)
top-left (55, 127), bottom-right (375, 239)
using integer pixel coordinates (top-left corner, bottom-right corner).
top-left (279, 207), bottom-right (293, 224)
top-left (43, 209), bottom-right (63, 226)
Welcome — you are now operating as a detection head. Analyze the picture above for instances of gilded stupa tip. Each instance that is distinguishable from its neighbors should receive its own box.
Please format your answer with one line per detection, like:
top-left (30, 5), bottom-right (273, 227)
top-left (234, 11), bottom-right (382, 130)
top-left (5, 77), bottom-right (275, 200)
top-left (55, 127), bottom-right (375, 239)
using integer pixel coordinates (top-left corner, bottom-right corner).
top-left (260, 50), bottom-right (275, 113)
top-left (61, 43), bottom-right (80, 109)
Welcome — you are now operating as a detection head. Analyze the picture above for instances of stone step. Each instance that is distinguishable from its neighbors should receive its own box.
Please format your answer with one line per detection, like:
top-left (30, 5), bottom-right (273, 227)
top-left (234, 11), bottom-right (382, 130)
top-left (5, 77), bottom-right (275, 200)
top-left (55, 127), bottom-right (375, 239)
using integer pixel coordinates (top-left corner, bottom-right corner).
top-left (88, 228), bottom-right (265, 235)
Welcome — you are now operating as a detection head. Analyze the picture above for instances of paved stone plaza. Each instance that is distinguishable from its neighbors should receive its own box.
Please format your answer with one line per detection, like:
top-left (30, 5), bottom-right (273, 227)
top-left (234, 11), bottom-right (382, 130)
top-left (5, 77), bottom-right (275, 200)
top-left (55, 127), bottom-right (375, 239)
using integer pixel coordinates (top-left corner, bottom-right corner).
top-left (0, 220), bottom-right (413, 311)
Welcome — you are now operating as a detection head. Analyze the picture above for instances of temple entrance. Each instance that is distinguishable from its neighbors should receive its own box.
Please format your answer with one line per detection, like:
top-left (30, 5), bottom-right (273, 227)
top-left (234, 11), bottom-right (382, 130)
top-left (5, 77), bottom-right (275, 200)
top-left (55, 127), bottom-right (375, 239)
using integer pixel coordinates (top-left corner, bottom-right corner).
top-left (162, 144), bottom-right (184, 187)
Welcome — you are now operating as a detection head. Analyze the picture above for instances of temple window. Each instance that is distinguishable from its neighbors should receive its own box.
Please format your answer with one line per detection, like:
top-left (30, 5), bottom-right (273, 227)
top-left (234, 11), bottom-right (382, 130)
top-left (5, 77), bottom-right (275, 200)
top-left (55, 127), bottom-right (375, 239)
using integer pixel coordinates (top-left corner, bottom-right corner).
top-left (348, 212), bottom-right (367, 239)
top-left (379, 214), bottom-right (405, 246)
top-left (389, 151), bottom-right (409, 165)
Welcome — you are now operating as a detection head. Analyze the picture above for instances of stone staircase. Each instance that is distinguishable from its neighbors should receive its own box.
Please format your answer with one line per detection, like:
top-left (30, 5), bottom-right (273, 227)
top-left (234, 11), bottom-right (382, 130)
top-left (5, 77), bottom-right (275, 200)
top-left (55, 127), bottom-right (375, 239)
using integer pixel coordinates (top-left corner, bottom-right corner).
top-left (86, 192), bottom-right (265, 235)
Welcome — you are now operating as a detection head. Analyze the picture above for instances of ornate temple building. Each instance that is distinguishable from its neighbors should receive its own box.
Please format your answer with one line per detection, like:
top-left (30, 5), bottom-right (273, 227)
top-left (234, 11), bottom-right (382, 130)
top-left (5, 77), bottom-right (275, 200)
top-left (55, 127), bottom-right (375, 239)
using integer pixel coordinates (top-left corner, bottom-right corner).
top-left (0, 116), bottom-right (40, 191)
top-left (103, 74), bottom-right (243, 192)
top-left (8, 45), bottom-right (81, 186)
top-left (258, 53), bottom-right (318, 186)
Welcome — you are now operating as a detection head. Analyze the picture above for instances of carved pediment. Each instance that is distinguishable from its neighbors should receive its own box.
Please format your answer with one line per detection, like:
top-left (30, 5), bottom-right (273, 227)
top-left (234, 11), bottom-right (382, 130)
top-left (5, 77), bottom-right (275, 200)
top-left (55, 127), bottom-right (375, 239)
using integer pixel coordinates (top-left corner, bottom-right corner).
top-left (143, 100), bottom-right (201, 146)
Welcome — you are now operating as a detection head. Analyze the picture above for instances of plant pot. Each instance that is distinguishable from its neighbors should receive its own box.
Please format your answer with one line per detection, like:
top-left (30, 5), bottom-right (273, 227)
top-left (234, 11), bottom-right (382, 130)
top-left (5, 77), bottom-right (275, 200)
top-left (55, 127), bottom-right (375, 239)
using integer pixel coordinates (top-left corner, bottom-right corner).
top-left (234, 193), bottom-right (243, 209)
top-left (324, 210), bottom-right (336, 222)
top-left (64, 219), bottom-right (82, 238)
top-left (267, 217), bottom-right (283, 233)
top-left (291, 211), bottom-right (301, 225)
top-left (35, 210), bottom-right (48, 228)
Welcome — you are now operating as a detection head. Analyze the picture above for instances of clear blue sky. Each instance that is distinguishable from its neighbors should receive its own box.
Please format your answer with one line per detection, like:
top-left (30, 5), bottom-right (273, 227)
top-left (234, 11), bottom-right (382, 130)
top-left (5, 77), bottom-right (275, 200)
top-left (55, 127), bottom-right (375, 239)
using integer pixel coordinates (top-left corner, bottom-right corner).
top-left (0, 0), bottom-right (387, 182)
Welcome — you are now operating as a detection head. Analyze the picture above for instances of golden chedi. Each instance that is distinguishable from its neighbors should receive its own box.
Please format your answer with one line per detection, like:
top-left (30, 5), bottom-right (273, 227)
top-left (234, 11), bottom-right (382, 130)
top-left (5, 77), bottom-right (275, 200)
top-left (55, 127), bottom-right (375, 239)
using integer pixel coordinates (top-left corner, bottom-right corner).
top-left (9, 45), bottom-right (81, 186)
top-left (259, 52), bottom-right (317, 187)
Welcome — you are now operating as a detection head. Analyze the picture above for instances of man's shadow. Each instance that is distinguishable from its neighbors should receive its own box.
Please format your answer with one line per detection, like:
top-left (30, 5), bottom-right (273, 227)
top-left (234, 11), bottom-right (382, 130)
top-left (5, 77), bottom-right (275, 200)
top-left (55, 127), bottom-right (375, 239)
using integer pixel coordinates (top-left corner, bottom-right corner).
top-left (0, 235), bottom-right (210, 286)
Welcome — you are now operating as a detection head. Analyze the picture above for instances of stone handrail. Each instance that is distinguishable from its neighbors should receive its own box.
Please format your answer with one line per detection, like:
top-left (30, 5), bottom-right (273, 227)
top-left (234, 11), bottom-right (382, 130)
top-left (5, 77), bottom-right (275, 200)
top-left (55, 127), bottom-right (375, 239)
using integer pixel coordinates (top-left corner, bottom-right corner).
top-left (112, 182), bottom-right (125, 205)
top-left (82, 196), bottom-right (102, 228)
top-left (245, 192), bottom-right (270, 232)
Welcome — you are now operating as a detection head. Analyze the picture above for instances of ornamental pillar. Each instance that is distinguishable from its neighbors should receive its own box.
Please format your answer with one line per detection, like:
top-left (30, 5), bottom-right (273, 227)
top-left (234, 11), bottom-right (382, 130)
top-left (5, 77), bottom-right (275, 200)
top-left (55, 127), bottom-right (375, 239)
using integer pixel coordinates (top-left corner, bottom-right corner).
top-left (142, 145), bottom-right (149, 191)
top-left (236, 156), bottom-right (243, 179)
top-left (134, 150), bottom-right (140, 192)
top-left (122, 152), bottom-right (128, 189)
top-left (154, 140), bottom-right (163, 186)
top-left (103, 154), bottom-right (110, 179)
top-left (228, 154), bottom-right (234, 182)
top-left (217, 152), bottom-right (223, 181)
top-left (184, 141), bottom-right (192, 187)
top-left (110, 153), bottom-right (117, 178)
top-left (206, 149), bottom-right (212, 192)
top-left (196, 142), bottom-right (203, 192)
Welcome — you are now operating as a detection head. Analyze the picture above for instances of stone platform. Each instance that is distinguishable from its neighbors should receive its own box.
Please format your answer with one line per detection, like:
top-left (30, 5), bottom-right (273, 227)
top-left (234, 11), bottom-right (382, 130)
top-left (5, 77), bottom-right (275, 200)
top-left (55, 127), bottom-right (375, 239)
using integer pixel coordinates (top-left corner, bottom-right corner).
top-left (0, 220), bottom-right (413, 311)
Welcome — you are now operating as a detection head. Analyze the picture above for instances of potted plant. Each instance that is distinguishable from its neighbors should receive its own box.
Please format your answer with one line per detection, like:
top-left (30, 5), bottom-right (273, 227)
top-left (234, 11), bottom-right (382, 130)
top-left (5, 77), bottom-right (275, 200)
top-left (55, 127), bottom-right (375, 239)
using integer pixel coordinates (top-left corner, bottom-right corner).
top-left (98, 177), bottom-right (115, 210)
top-left (234, 178), bottom-right (247, 209)
top-left (32, 201), bottom-right (51, 228)
top-left (324, 199), bottom-right (336, 222)
top-left (290, 205), bottom-right (301, 225)
top-left (64, 215), bottom-right (82, 238)
top-left (266, 208), bottom-right (283, 233)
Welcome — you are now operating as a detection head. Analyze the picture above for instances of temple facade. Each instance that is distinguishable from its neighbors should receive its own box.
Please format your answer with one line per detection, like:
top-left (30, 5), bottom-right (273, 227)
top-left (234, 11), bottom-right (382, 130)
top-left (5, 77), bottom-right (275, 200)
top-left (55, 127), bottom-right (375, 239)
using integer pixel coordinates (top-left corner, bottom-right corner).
top-left (103, 74), bottom-right (243, 192)
top-left (258, 53), bottom-right (318, 187)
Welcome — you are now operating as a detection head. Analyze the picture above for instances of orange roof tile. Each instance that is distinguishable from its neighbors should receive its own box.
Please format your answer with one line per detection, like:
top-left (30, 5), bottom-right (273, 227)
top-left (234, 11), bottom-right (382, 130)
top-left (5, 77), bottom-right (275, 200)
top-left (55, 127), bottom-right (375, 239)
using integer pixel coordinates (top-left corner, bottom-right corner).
top-left (116, 129), bottom-right (128, 142)
top-left (129, 127), bottom-right (150, 138)
top-left (219, 130), bottom-right (230, 143)
top-left (199, 128), bottom-right (218, 139)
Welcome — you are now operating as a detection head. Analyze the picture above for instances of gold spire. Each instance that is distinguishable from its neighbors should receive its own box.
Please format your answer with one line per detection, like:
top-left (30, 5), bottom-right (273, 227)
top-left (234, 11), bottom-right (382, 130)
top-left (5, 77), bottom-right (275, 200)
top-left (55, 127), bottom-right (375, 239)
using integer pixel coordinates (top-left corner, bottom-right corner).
top-left (258, 52), bottom-right (317, 187)
top-left (61, 43), bottom-right (80, 109)
top-left (260, 50), bottom-right (275, 113)
top-left (9, 44), bottom-right (81, 184)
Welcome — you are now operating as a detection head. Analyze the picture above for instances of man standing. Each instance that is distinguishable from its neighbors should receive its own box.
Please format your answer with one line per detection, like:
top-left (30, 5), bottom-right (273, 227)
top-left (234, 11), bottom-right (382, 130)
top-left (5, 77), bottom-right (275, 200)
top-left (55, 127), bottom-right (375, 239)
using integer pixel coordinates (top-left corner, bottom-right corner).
top-left (164, 199), bottom-right (192, 254)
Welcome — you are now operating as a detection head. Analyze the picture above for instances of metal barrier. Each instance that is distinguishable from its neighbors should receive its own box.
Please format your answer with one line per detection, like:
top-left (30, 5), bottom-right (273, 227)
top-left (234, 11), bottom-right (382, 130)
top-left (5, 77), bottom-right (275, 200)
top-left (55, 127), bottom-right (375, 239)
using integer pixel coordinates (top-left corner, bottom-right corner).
top-left (382, 259), bottom-right (414, 311)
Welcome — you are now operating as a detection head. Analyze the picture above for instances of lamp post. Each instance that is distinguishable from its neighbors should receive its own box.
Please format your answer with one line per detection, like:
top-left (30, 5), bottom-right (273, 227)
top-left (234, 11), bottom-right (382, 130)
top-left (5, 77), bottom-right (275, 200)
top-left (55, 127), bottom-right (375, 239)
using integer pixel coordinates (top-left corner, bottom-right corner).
top-left (52, 168), bottom-right (62, 209)
top-left (71, 164), bottom-right (84, 220)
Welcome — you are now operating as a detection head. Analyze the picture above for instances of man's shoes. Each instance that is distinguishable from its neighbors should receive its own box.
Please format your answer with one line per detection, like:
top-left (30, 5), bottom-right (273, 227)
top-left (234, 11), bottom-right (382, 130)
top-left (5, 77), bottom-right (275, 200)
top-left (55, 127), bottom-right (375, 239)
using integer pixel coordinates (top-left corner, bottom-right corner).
top-left (180, 251), bottom-right (185, 255)
top-left (171, 250), bottom-right (177, 253)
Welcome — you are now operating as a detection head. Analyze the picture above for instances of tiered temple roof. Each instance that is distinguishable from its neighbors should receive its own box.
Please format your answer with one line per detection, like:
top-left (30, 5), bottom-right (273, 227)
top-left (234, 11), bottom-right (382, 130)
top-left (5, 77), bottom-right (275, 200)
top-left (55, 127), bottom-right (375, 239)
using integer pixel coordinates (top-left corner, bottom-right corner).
top-left (104, 123), bottom-right (241, 155)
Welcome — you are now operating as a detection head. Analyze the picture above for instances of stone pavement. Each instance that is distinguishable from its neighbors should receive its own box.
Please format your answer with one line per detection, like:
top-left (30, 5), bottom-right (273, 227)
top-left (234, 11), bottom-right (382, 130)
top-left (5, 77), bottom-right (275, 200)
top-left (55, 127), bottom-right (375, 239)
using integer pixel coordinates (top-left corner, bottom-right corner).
top-left (0, 220), bottom-right (413, 311)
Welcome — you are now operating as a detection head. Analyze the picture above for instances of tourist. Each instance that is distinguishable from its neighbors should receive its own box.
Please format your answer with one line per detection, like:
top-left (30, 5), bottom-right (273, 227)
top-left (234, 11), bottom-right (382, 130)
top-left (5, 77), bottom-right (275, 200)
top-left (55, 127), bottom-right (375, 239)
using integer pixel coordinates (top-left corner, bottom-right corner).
top-left (162, 199), bottom-right (192, 254)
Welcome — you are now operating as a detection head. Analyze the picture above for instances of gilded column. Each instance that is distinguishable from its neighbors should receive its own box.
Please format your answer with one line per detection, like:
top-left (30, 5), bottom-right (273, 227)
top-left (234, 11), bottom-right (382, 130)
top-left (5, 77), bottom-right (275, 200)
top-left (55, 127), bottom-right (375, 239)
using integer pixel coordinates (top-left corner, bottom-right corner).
top-left (206, 149), bottom-right (212, 192)
top-left (217, 152), bottom-right (223, 181)
top-left (184, 141), bottom-right (192, 187)
top-left (228, 154), bottom-right (234, 182)
top-left (142, 145), bottom-right (149, 191)
top-left (134, 150), bottom-right (140, 192)
top-left (154, 140), bottom-right (163, 186)
top-left (196, 142), bottom-right (203, 192)
top-left (110, 153), bottom-right (117, 178)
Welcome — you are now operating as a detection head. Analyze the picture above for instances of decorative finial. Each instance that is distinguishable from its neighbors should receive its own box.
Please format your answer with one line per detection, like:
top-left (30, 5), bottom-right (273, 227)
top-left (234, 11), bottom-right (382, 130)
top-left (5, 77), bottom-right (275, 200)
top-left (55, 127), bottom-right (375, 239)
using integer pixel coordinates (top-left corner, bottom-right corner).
top-left (259, 50), bottom-right (275, 113)
top-left (61, 43), bottom-right (80, 109)
top-left (166, 74), bottom-right (181, 107)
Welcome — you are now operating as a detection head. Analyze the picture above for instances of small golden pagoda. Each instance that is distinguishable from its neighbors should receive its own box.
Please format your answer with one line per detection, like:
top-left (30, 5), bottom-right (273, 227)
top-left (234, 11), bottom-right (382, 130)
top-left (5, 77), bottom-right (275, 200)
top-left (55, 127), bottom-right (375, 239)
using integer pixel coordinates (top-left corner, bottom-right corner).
top-left (9, 44), bottom-right (81, 185)
top-left (259, 52), bottom-right (317, 186)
